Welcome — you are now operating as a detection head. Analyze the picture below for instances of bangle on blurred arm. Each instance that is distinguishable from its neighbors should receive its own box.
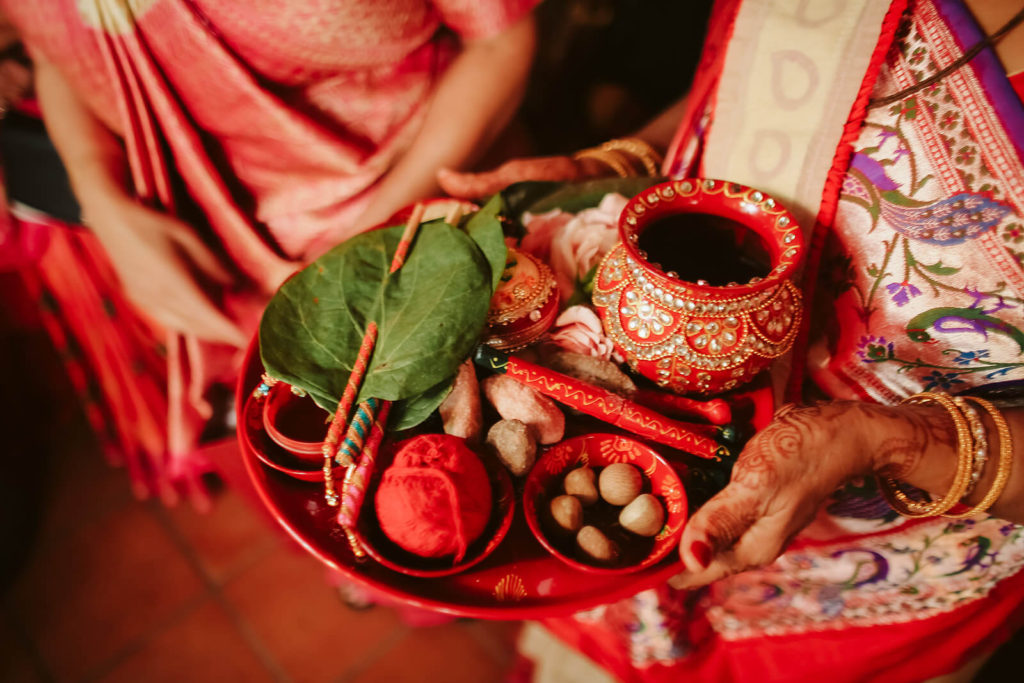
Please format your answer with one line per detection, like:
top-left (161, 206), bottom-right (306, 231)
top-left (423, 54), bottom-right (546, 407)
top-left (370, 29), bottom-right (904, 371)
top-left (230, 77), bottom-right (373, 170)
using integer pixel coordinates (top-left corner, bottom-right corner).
top-left (572, 147), bottom-right (636, 178)
top-left (598, 137), bottom-right (663, 176)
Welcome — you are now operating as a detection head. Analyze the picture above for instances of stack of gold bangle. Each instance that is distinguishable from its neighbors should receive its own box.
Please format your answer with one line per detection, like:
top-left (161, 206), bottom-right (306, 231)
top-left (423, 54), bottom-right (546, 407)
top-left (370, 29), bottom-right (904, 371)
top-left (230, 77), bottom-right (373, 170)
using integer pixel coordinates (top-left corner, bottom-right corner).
top-left (879, 392), bottom-right (1014, 519)
top-left (572, 137), bottom-right (664, 178)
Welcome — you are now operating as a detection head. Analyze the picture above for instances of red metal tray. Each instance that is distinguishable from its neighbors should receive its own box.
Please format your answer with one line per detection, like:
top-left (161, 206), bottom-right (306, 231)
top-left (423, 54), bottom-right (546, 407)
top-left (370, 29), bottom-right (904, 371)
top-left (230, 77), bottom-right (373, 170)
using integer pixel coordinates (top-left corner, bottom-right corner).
top-left (236, 338), bottom-right (773, 619)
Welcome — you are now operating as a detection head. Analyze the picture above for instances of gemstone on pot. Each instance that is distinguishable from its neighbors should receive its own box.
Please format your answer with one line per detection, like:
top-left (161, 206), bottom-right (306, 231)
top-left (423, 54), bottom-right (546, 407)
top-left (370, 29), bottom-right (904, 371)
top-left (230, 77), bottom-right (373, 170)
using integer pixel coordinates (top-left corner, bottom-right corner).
top-left (693, 335), bottom-right (708, 348)
top-left (696, 279), bottom-right (709, 286)
top-left (766, 198), bottom-right (775, 207)
top-left (723, 331), bottom-right (737, 344)
top-left (686, 322), bottom-right (702, 335)
top-left (706, 321), bottom-right (721, 335)
top-left (704, 179), bottom-right (716, 189)
top-left (709, 339), bottom-right (722, 353)
top-left (784, 232), bottom-right (796, 243)
top-left (621, 306), bottom-right (635, 316)
top-left (724, 316), bottom-right (739, 328)
top-left (751, 191), bottom-right (763, 202)
top-left (628, 318), bottom-right (640, 331)
top-left (778, 216), bottom-right (790, 226)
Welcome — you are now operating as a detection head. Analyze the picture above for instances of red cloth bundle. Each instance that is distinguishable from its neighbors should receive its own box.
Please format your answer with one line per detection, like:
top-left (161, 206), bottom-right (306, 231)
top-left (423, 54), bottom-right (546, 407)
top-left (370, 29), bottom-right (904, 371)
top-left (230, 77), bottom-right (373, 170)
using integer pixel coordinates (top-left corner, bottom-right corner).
top-left (374, 434), bottom-right (492, 562)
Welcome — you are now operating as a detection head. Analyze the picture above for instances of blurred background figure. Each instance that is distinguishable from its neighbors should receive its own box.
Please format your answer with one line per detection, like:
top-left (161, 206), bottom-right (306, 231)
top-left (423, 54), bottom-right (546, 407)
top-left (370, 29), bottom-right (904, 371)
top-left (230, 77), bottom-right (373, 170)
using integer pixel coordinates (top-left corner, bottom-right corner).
top-left (0, 0), bottom-right (541, 507)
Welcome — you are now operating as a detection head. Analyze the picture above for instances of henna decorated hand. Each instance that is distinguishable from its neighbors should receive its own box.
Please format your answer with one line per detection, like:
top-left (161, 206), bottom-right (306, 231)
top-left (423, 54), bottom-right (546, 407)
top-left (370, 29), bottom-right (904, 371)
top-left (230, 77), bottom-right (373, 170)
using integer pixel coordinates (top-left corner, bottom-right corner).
top-left (669, 401), bottom-right (956, 589)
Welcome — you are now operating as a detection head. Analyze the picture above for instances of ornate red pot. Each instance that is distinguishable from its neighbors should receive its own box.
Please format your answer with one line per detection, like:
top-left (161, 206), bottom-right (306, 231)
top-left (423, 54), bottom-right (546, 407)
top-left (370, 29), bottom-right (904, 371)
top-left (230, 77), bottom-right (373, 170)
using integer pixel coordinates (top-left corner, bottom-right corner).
top-left (483, 247), bottom-right (560, 351)
top-left (592, 179), bottom-right (804, 395)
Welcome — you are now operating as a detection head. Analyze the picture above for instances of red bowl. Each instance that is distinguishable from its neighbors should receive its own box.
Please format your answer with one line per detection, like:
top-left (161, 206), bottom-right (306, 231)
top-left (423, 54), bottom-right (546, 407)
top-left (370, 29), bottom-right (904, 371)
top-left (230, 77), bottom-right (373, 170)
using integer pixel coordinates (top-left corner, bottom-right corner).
top-left (261, 382), bottom-right (330, 463)
top-left (241, 391), bottom-right (341, 482)
top-left (351, 446), bottom-right (515, 578)
top-left (524, 433), bottom-right (687, 575)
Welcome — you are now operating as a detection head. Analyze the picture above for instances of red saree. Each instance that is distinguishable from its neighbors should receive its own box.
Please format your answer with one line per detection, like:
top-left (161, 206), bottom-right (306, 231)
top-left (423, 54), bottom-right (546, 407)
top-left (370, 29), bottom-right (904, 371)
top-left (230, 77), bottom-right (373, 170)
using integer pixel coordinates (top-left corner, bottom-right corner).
top-left (0, 0), bottom-right (536, 503)
top-left (542, 1), bottom-right (1024, 681)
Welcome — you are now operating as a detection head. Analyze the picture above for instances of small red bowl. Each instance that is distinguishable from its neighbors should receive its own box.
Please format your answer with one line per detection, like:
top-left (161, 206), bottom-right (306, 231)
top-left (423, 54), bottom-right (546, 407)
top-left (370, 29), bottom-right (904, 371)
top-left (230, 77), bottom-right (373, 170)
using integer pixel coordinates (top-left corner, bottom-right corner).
top-left (351, 444), bottom-right (515, 578)
top-left (242, 391), bottom-right (339, 482)
top-left (524, 433), bottom-right (687, 575)
top-left (261, 382), bottom-right (330, 463)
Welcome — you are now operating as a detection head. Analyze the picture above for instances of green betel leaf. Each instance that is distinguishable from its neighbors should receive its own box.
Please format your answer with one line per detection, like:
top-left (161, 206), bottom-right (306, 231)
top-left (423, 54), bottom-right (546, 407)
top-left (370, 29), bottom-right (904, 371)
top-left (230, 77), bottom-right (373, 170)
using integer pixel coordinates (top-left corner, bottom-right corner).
top-left (462, 195), bottom-right (507, 293)
top-left (390, 377), bottom-right (453, 431)
top-left (258, 222), bottom-right (491, 421)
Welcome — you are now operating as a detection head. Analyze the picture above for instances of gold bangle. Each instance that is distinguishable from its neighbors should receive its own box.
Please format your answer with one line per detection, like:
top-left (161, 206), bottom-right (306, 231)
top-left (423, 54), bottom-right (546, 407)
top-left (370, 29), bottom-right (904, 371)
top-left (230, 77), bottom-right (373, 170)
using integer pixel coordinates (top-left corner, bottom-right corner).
top-left (599, 137), bottom-right (664, 176)
top-left (953, 396), bottom-right (988, 497)
top-left (880, 392), bottom-right (974, 517)
top-left (572, 148), bottom-right (636, 178)
top-left (945, 396), bottom-right (1013, 519)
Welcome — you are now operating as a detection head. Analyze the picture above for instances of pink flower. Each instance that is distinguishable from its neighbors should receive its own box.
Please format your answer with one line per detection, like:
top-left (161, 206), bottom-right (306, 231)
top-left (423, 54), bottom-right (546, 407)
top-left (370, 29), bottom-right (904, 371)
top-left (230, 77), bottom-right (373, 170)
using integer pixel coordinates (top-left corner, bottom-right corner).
top-left (546, 305), bottom-right (622, 362)
top-left (519, 209), bottom-right (572, 266)
top-left (522, 193), bottom-right (628, 299)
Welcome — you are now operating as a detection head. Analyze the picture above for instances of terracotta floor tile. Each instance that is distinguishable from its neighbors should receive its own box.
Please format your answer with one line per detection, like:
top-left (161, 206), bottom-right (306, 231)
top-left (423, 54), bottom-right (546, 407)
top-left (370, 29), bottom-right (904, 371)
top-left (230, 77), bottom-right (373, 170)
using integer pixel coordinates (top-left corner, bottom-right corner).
top-left (34, 416), bottom-right (135, 542)
top-left (223, 548), bottom-right (405, 682)
top-left (8, 501), bottom-right (207, 681)
top-left (163, 484), bottom-right (281, 585)
top-left (0, 612), bottom-right (48, 683)
top-left (464, 620), bottom-right (521, 669)
top-left (349, 621), bottom-right (510, 683)
top-left (96, 599), bottom-right (276, 683)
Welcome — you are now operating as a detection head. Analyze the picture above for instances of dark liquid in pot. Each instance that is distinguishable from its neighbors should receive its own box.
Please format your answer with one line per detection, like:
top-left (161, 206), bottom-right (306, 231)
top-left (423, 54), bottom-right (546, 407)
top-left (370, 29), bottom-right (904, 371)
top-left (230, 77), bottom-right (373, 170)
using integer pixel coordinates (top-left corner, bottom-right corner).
top-left (636, 213), bottom-right (771, 286)
top-left (275, 395), bottom-right (330, 441)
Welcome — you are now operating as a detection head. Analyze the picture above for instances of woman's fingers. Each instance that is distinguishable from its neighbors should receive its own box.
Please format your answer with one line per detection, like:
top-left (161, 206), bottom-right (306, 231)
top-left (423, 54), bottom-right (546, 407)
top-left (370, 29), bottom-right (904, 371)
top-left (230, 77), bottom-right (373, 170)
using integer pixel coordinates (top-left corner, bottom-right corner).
top-left (163, 221), bottom-right (235, 287)
top-left (0, 60), bottom-right (31, 103)
top-left (670, 489), bottom-right (796, 589)
top-left (437, 156), bottom-right (582, 198)
top-left (676, 487), bottom-right (759, 572)
top-left (141, 281), bottom-right (247, 347)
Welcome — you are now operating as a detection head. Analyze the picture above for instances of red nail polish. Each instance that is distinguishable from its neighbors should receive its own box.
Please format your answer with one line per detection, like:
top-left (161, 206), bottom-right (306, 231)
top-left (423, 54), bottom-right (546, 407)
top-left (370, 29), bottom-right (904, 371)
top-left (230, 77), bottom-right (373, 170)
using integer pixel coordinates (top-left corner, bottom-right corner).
top-left (691, 540), bottom-right (712, 568)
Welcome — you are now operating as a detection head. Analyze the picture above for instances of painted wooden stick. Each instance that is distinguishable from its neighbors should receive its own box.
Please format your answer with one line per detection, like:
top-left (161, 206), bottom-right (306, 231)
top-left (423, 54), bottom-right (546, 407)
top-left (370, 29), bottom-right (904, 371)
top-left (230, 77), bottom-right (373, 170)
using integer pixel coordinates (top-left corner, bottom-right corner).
top-left (632, 389), bottom-right (733, 425)
top-left (335, 397), bottom-right (381, 466)
top-left (338, 400), bottom-right (392, 557)
top-left (444, 202), bottom-right (465, 226)
top-left (388, 203), bottom-right (426, 273)
top-left (321, 321), bottom-right (378, 506)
